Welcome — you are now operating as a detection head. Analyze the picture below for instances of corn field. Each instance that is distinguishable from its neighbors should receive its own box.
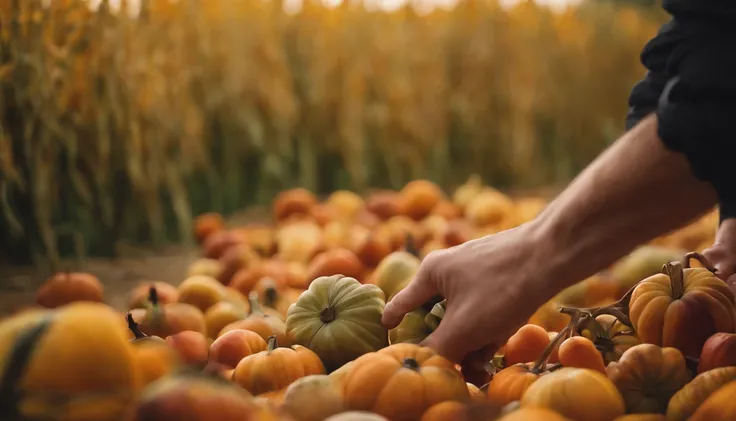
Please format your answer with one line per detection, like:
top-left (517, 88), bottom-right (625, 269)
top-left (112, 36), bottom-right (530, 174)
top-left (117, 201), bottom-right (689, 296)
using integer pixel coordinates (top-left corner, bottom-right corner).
top-left (0, 0), bottom-right (665, 265)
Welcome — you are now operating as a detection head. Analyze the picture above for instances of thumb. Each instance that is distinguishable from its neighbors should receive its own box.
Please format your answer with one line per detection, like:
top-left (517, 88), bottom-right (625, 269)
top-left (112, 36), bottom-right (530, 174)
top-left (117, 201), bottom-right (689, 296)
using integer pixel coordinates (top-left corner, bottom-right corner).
top-left (382, 265), bottom-right (437, 329)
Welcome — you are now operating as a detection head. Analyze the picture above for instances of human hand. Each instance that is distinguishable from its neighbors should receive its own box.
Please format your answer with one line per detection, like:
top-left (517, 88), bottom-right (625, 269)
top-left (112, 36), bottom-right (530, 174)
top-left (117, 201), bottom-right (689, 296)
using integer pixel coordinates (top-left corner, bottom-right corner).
top-left (703, 218), bottom-right (736, 292)
top-left (381, 223), bottom-right (562, 366)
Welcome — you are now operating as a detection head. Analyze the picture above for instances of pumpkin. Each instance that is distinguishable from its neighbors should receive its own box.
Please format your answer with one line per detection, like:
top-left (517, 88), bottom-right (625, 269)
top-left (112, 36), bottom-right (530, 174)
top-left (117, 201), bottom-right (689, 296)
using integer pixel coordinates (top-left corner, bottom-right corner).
top-left (0, 303), bottom-right (140, 421)
top-left (218, 292), bottom-right (291, 345)
top-left (285, 275), bottom-right (388, 372)
top-left (273, 188), bottom-right (318, 222)
top-left (306, 248), bottom-right (364, 282)
top-left (209, 329), bottom-right (269, 369)
top-left (498, 408), bottom-right (571, 421)
top-left (204, 301), bottom-right (248, 339)
top-left (557, 336), bottom-right (606, 374)
top-left (606, 344), bottom-right (691, 414)
top-left (130, 287), bottom-right (207, 338)
top-left (666, 366), bottom-right (736, 421)
top-left (628, 255), bottom-right (736, 358)
top-left (324, 412), bottom-right (389, 421)
top-left (282, 375), bottom-right (345, 421)
top-left (311, 203), bottom-right (339, 226)
top-left (372, 247), bottom-right (421, 301)
top-left (452, 174), bottom-right (484, 212)
top-left (342, 344), bottom-right (469, 421)
top-left (229, 260), bottom-right (291, 296)
top-left (277, 220), bottom-right (325, 264)
top-left (326, 190), bottom-right (365, 219)
top-left (444, 219), bottom-right (475, 247)
top-left (554, 275), bottom-right (619, 308)
top-left (698, 332), bottom-right (736, 373)
top-left (504, 324), bottom-right (551, 366)
top-left (177, 275), bottom-right (228, 313)
top-left (467, 383), bottom-right (486, 402)
top-left (612, 416), bottom-right (667, 421)
top-left (688, 380), bottom-right (736, 421)
top-left (131, 340), bottom-right (179, 387)
top-left (232, 224), bottom-right (277, 257)
top-left (127, 281), bottom-right (179, 310)
top-left (203, 230), bottom-right (245, 259)
top-left (352, 231), bottom-right (393, 268)
top-left (256, 278), bottom-right (301, 318)
top-left (366, 190), bottom-right (408, 221)
top-left (125, 373), bottom-right (257, 421)
top-left (217, 243), bottom-right (262, 284)
top-left (187, 258), bottom-right (225, 280)
top-left (233, 336), bottom-right (325, 395)
top-left (400, 180), bottom-right (445, 221)
top-left (35, 272), bottom-right (104, 308)
top-left (165, 331), bottom-right (209, 368)
top-left (464, 188), bottom-right (514, 227)
top-left (420, 401), bottom-right (504, 421)
top-left (521, 367), bottom-right (625, 421)
top-left (389, 308), bottom-right (432, 345)
top-left (328, 360), bottom-right (355, 385)
top-left (193, 212), bottom-right (226, 244)
top-left (609, 246), bottom-right (685, 296)
top-left (580, 314), bottom-right (639, 365)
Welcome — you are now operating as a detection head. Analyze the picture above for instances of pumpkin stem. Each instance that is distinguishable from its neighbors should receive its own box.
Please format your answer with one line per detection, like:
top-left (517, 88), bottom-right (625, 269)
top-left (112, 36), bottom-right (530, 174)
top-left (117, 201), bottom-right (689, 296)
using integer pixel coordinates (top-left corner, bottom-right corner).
top-left (248, 291), bottom-right (264, 316)
top-left (319, 307), bottom-right (337, 323)
top-left (402, 358), bottom-right (420, 371)
top-left (664, 262), bottom-right (685, 299)
top-left (261, 278), bottom-right (279, 307)
top-left (148, 286), bottom-right (159, 307)
top-left (563, 283), bottom-right (636, 329)
top-left (404, 234), bottom-right (419, 258)
top-left (267, 335), bottom-right (279, 352)
top-left (532, 309), bottom-right (586, 373)
top-left (682, 252), bottom-right (717, 273)
top-left (126, 313), bottom-right (147, 339)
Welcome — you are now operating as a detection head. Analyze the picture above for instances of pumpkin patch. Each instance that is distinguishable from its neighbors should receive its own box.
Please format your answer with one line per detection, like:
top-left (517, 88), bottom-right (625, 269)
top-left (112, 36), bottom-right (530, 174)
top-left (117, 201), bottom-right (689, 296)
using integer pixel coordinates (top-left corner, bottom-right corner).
top-left (0, 182), bottom-right (728, 420)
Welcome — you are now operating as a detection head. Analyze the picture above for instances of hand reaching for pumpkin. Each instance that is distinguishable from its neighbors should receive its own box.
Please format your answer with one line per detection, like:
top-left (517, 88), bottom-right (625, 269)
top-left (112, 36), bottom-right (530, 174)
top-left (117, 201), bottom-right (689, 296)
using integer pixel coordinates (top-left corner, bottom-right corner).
top-left (382, 114), bottom-right (719, 366)
top-left (703, 218), bottom-right (736, 291)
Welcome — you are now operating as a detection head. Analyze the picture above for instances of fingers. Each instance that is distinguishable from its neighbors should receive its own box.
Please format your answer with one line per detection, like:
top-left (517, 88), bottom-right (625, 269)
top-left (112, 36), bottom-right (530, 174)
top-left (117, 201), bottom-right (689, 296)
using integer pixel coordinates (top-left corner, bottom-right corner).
top-left (704, 245), bottom-right (736, 281)
top-left (421, 305), bottom-right (485, 364)
top-left (382, 262), bottom-right (438, 329)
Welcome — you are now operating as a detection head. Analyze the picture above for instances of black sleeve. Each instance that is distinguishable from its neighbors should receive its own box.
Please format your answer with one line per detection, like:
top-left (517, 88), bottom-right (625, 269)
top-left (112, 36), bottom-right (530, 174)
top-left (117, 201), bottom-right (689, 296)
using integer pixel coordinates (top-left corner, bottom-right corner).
top-left (626, 19), bottom-right (736, 223)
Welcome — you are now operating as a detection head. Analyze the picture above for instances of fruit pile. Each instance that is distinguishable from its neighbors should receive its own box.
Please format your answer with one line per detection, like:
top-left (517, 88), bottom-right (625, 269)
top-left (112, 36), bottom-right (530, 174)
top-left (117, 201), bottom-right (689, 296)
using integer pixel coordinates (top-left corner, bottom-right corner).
top-left (2, 178), bottom-right (730, 421)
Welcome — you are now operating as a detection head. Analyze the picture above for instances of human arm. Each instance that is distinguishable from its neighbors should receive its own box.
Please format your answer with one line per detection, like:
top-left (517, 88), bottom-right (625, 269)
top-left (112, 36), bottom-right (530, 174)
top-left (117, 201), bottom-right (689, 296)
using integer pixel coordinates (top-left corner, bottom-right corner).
top-left (382, 114), bottom-right (718, 364)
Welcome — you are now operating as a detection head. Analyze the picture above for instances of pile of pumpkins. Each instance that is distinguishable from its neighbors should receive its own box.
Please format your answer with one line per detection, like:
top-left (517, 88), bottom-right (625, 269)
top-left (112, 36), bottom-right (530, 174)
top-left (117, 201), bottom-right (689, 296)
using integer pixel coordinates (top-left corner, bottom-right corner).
top-left (1, 177), bottom-right (731, 421)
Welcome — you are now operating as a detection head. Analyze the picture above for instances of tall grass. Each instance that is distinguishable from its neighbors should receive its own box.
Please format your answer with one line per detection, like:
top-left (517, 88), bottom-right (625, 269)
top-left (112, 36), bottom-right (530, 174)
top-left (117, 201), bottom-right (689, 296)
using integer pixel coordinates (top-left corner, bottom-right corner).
top-left (0, 0), bottom-right (665, 265)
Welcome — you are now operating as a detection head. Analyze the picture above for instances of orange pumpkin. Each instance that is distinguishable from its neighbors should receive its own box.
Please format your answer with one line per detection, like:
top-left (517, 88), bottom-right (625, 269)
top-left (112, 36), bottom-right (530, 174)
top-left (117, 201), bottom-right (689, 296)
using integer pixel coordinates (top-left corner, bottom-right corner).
top-left (203, 230), bottom-right (245, 259)
top-left (229, 260), bottom-right (290, 296)
top-left (306, 248), bottom-right (364, 282)
top-left (628, 255), bottom-right (736, 358)
top-left (352, 232), bottom-right (393, 268)
top-left (233, 336), bottom-right (325, 395)
top-left (193, 212), bottom-right (225, 244)
top-left (342, 344), bottom-right (469, 421)
top-left (218, 292), bottom-right (291, 345)
top-left (521, 368), bottom-right (625, 421)
top-left (127, 281), bottom-right (179, 310)
top-left (498, 408), bottom-right (571, 421)
top-left (698, 332), bottom-right (736, 373)
top-left (557, 336), bottom-right (606, 374)
top-left (504, 324), bottom-right (550, 366)
top-left (688, 380), bottom-right (736, 421)
top-left (420, 401), bottom-right (504, 421)
top-left (612, 415), bottom-right (667, 421)
top-left (325, 190), bottom-right (365, 219)
top-left (217, 243), bottom-right (262, 284)
top-left (273, 188), bottom-right (318, 222)
top-left (130, 287), bottom-right (206, 338)
top-left (467, 382), bottom-right (486, 402)
top-left (606, 344), bottom-right (691, 414)
top-left (666, 366), bottom-right (736, 421)
top-left (35, 272), bottom-right (104, 308)
top-left (366, 190), bottom-right (407, 221)
top-left (204, 301), bottom-right (248, 339)
top-left (400, 180), bottom-right (445, 221)
top-left (580, 314), bottom-right (639, 365)
top-left (209, 329), bottom-right (269, 369)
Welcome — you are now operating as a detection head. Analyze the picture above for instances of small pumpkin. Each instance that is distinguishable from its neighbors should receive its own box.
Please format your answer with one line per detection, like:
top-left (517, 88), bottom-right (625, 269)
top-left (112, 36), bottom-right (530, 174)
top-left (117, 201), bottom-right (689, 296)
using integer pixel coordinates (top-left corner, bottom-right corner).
top-left (666, 366), bottom-right (736, 421)
top-left (580, 314), bottom-right (639, 365)
top-left (688, 380), bottom-right (736, 421)
top-left (612, 416), bottom-right (667, 421)
top-left (286, 275), bottom-right (388, 372)
top-left (229, 260), bottom-right (291, 296)
top-left (521, 367), bottom-right (625, 421)
top-left (557, 336), bottom-right (606, 374)
top-left (609, 246), bottom-right (685, 296)
top-left (204, 301), bottom-right (248, 339)
top-left (127, 281), bottom-right (179, 310)
top-left (628, 255), bottom-right (736, 358)
top-left (257, 278), bottom-right (301, 318)
top-left (498, 408), bottom-right (571, 421)
top-left (177, 275), bottom-right (228, 313)
top-left (325, 412), bottom-right (389, 421)
top-left (389, 308), bottom-right (432, 345)
top-left (326, 190), bottom-right (365, 219)
top-left (209, 329), bottom-right (269, 369)
top-left (273, 188), bottom-right (318, 222)
top-left (187, 258), bottom-right (225, 280)
top-left (504, 324), bottom-right (551, 366)
top-left (606, 344), bottom-right (692, 414)
top-left (464, 188), bottom-right (514, 228)
top-left (131, 287), bottom-right (206, 338)
top-left (698, 332), bottom-right (736, 373)
top-left (342, 344), bottom-right (469, 421)
top-left (35, 272), bottom-right (104, 308)
top-left (372, 247), bottom-right (421, 301)
top-left (366, 190), bottom-right (408, 221)
top-left (219, 292), bottom-right (291, 345)
top-left (420, 401), bottom-right (504, 421)
top-left (400, 179), bottom-right (445, 221)
top-left (193, 212), bottom-right (226, 244)
top-left (306, 248), bottom-right (364, 283)
top-left (282, 375), bottom-right (346, 421)
top-left (452, 174), bottom-right (484, 211)
top-left (233, 336), bottom-right (325, 395)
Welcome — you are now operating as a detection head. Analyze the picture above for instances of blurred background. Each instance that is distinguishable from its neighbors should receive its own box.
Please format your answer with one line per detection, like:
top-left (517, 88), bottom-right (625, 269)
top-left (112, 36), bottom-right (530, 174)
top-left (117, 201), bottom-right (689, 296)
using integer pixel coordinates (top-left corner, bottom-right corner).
top-left (1, 0), bottom-right (667, 269)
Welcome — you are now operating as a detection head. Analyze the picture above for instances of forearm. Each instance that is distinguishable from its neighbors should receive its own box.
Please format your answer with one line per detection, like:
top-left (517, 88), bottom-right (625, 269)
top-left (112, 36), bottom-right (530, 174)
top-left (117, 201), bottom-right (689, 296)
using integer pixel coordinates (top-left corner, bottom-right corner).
top-left (531, 114), bottom-right (717, 291)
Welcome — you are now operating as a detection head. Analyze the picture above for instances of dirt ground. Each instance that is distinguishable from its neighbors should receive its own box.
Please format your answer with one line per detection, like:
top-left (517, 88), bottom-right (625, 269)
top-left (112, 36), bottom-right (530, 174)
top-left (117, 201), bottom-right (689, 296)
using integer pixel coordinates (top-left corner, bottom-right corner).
top-left (0, 207), bottom-right (271, 316)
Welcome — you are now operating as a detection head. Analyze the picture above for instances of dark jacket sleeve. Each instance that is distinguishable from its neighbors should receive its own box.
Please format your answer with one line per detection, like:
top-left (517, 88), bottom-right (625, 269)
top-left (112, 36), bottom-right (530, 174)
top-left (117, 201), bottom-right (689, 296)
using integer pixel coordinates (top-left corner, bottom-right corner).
top-left (626, 19), bottom-right (736, 223)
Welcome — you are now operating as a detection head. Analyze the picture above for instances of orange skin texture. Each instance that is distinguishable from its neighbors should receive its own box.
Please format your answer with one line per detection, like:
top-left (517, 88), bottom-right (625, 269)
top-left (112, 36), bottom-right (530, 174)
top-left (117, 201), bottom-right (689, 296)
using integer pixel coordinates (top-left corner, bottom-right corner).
top-left (233, 340), bottom-right (325, 395)
top-left (353, 233), bottom-right (393, 268)
top-left (558, 336), bottom-right (607, 374)
top-left (36, 272), bottom-right (104, 308)
top-left (229, 261), bottom-right (290, 296)
top-left (487, 363), bottom-right (542, 406)
top-left (667, 366), bottom-right (736, 421)
top-left (306, 248), bottom-right (364, 283)
top-left (467, 382), bottom-right (486, 403)
top-left (166, 331), bottom-right (209, 367)
top-left (210, 329), bottom-right (268, 369)
top-left (204, 301), bottom-right (248, 339)
top-left (698, 332), bottom-right (736, 373)
top-left (400, 180), bottom-right (445, 221)
top-left (194, 212), bottom-right (225, 244)
top-left (218, 313), bottom-right (291, 346)
top-left (273, 188), bottom-right (318, 222)
top-left (499, 408), bottom-right (571, 421)
top-left (177, 276), bottom-right (227, 313)
top-left (613, 415), bottom-right (667, 421)
top-left (628, 265), bottom-right (736, 359)
top-left (420, 401), bottom-right (466, 421)
top-left (366, 190), bottom-right (408, 221)
top-left (128, 282), bottom-right (179, 310)
top-left (689, 380), bottom-right (736, 421)
top-left (504, 324), bottom-right (551, 366)
top-left (342, 344), bottom-right (469, 421)
top-left (606, 344), bottom-right (691, 414)
top-left (203, 230), bottom-right (246, 260)
top-left (218, 244), bottom-right (262, 284)
top-left (133, 342), bottom-right (179, 387)
top-left (444, 220), bottom-right (474, 247)
top-left (131, 302), bottom-right (207, 338)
